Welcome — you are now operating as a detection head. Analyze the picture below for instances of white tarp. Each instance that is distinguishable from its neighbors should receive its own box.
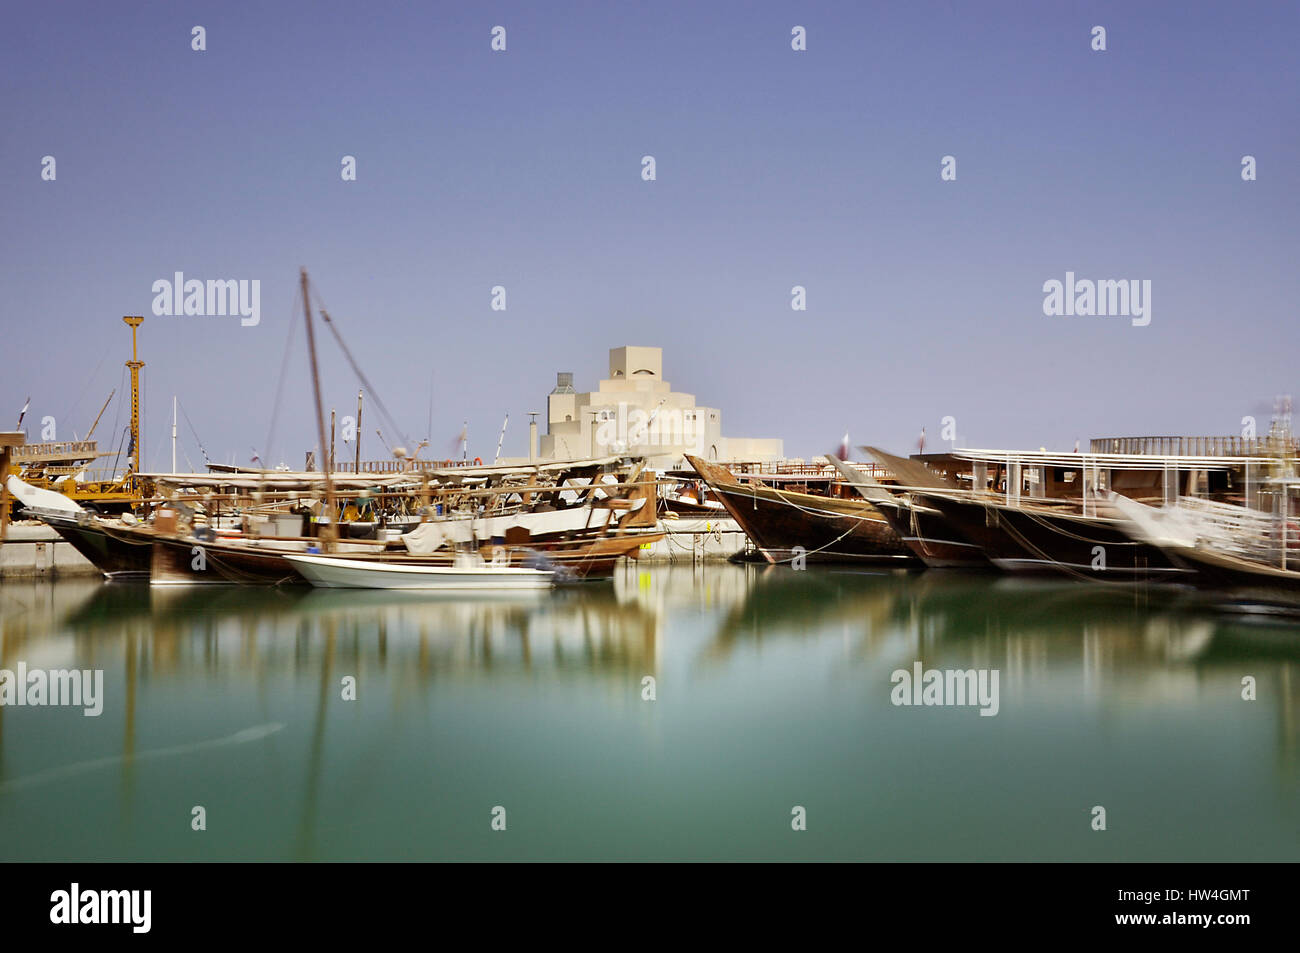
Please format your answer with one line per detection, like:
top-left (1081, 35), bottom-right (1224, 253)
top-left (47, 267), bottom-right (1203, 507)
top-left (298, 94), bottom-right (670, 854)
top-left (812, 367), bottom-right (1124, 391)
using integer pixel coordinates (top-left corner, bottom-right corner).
top-left (5, 475), bottom-right (86, 515)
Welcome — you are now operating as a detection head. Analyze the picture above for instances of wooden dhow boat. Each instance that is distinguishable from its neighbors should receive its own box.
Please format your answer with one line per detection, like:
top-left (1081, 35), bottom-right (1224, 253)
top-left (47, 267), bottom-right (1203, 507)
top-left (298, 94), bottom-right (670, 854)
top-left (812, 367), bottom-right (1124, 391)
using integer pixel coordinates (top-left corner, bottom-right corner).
top-left (902, 441), bottom-right (1285, 582)
top-left (1110, 487), bottom-right (1300, 605)
top-left (7, 475), bottom-right (152, 579)
top-left (684, 455), bottom-right (919, 567)
top-left (824, 451), bottom-right (991, 569)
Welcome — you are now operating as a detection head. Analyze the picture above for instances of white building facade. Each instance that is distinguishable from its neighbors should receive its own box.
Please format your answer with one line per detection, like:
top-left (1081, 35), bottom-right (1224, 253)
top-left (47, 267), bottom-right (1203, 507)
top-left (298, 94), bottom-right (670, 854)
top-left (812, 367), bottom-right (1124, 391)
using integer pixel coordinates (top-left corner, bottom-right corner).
top-left (539, 346), bottom-right (783, 469)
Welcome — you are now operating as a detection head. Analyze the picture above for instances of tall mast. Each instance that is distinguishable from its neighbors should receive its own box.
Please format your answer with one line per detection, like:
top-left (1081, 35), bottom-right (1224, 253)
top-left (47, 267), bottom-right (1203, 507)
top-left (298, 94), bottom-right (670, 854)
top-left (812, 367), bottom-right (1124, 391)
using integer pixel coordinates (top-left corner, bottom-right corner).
top-left (354, 390), bottom-right (363, 472)
top-left (123, 316), bottom-right (144, 488)
top-left (300, 269), bottom-right (336, 550)
top-left (171, 396), bottom-right (177, 473)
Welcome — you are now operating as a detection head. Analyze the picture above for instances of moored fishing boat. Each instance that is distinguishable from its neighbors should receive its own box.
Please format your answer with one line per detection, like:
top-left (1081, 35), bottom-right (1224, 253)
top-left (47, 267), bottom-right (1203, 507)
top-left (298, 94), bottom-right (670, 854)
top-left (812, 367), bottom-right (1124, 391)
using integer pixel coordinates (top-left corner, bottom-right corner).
top-left (284, 551), bottom-right (556, 590)
top-left (897, 440), bottom-right (1288, 582)
top-left (1109, 491), bottom-right (1300, 606)
top-left (825, 451), bottom-right (991, 569)
top-left (914, 489), bottom-right (1190, 581)
top-left (142, 510), bottom-right (660, 585)
top-left (9, 476), bottom-right (153, 579)
top-left (684, 455), bottom-right (918, 567)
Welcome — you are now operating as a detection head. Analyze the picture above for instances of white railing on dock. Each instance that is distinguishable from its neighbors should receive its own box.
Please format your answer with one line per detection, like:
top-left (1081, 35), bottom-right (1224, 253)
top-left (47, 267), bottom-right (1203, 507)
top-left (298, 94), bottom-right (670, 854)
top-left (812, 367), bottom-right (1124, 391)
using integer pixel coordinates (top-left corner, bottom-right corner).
top-left (1090, 435), bottom-right (1298, 457)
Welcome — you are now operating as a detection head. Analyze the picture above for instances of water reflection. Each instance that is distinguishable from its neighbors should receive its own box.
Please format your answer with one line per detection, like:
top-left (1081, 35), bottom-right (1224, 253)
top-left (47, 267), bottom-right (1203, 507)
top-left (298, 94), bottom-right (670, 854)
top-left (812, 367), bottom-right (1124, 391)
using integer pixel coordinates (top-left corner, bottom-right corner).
top-left (713, 566), bottom-right (1300, 777)
top-left (0, 565), bottom-right (1297, 859)
top-left (3, 567), bottom-right (1297, 720)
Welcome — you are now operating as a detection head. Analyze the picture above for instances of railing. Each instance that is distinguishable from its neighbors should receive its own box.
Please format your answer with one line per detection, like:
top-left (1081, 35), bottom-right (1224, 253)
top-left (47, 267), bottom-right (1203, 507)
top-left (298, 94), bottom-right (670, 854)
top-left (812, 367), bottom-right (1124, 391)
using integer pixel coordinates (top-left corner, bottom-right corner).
top-left (330, 460), bottom-right (417, 473)
top-left (727, 460), bottom-right (889, 478)
top-left (328, 459), bottom-right (507, 473)
top-left (1173, 495), bottom-right (1299, 564)
top-left (11, 440), bottom-right (99, 461)
top-left (1089, 436), bottom-right (1298, 457)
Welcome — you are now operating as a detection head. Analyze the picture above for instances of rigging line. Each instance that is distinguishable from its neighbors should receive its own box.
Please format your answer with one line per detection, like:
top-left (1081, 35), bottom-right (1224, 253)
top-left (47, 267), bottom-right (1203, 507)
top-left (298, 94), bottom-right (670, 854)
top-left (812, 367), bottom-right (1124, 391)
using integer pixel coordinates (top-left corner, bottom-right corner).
top-left (308, 285), bottom-right (411, 451)
top-left (764, 522), bottom-right (862, 564)
top-left (60, 348), bottom-right (109, 435)
top-left (107, 424), bottom-right (128, 483)
top-left (321, 309), bottom-right (410, 452)
top-left (105, 364), bottom-right (127, 467)
top-left (261, 282), bottom-right (302, 470)
top-left (1017, 506), bottom-right (1140, 545)
top-left (980, 499), bottom-right (1152, 587)
top-left (763, 480), bottom-right (889, 525)
top-left (177, 399), bottom-right (212, 466)
top-left (151, 412), bottom-right (173, 473)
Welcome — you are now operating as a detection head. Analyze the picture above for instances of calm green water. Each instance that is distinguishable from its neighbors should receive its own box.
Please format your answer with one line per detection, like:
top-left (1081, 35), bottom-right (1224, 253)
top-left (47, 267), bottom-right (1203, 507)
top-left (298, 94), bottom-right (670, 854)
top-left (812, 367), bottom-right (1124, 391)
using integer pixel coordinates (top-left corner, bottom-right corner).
top-left (0, 565), bottom-right (1296, 861)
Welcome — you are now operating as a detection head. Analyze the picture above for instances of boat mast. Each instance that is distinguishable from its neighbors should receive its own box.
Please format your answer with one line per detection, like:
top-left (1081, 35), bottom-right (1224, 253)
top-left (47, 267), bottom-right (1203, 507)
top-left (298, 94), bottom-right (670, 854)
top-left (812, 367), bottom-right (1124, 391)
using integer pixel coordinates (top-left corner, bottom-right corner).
top-left (355, 390), bottom-right (363, 473)
top-left (171, 395), bottom-right (177, 473)
top-left (300, 269), bottom-right (336, 551)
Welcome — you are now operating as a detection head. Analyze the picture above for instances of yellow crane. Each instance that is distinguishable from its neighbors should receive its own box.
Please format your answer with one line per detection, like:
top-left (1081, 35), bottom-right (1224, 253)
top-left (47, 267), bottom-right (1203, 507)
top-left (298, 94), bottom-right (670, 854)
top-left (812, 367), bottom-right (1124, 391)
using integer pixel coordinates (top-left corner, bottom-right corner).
top-left (3, 316), bottom-right (153, 519)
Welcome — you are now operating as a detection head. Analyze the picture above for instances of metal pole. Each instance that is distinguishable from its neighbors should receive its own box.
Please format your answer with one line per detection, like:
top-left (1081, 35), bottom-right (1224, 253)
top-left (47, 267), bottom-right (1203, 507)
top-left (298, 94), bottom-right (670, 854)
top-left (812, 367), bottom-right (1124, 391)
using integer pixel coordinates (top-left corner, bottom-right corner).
top-left (495, 413), bottom-right (508, 464)
top-left (171, 395), bottom-right (177, 473)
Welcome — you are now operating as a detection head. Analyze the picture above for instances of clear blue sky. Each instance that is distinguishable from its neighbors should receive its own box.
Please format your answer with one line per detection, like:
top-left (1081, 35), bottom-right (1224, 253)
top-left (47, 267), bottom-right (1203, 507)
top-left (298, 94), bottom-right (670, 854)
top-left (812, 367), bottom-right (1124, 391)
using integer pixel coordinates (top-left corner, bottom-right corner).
top-left (3, 0), bottom-right (1297, 468)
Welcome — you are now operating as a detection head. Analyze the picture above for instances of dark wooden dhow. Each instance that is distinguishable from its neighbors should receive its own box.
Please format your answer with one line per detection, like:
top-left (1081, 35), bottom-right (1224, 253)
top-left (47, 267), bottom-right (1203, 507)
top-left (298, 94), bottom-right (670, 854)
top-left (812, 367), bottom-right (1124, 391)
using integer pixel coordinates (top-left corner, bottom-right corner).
top-left (685, 455), bottom-right (918, 567)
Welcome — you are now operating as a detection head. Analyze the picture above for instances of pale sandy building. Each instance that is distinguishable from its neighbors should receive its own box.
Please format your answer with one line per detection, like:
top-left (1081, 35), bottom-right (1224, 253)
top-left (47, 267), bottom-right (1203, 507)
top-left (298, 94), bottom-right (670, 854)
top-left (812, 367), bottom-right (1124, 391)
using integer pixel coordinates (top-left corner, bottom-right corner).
top-left (539, 346), bottom-right (783, 469)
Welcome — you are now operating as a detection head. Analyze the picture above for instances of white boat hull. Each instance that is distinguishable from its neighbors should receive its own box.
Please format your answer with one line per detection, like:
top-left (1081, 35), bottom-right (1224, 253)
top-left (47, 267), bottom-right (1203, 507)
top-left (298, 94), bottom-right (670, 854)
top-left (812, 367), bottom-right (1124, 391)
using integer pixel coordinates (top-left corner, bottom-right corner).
top-left (284, 553), bottom-right (554, 590)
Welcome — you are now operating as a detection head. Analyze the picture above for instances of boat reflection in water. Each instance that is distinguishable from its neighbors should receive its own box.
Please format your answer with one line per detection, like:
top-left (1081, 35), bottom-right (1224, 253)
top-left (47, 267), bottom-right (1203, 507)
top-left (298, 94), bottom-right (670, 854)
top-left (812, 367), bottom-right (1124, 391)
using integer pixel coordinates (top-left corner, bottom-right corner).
top-left (0, 565), bottom-right (1297, 861)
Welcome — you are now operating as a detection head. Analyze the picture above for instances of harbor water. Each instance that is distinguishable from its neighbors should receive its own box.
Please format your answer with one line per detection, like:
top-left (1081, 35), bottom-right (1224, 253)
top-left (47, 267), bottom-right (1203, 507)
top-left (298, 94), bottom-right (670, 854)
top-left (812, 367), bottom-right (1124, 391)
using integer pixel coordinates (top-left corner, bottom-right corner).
top-left (0, 565), bottom-right (1296, 861)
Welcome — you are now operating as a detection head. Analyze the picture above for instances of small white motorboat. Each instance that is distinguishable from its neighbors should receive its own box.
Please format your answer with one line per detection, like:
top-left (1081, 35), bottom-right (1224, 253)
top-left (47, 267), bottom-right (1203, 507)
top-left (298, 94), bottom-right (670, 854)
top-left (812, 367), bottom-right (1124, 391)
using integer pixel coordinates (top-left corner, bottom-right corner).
top-left (283, 551), bottom-right (555, 590)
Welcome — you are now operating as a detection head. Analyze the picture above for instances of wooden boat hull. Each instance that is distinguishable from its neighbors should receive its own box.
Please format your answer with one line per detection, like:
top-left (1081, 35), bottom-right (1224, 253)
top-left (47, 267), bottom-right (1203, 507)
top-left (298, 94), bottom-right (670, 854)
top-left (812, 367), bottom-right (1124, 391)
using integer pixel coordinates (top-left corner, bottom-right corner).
top-left (351, 533), bottom-right (657, 581)
top-left (918, 492), bottom-right (1190, 581)
top-left (870, 496), bottom-right (992, 569)
top-left (36, 512), bottom-right (152, 579)
top-left (685, 456), bottom-right (918, 567)
top-left (1165, 545), bottom-right (1300, 602)
top-left (150, 535), bottom-right (301, 586)
top-left (149, 528), bottom-right (659, 585)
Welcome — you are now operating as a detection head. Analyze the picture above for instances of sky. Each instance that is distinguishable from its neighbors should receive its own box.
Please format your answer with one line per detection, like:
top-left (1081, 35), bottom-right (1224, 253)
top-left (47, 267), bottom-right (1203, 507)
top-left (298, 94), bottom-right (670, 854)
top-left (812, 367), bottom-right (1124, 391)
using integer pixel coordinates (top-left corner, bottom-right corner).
top-left (2, 0), bottom-right (1298, 469)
